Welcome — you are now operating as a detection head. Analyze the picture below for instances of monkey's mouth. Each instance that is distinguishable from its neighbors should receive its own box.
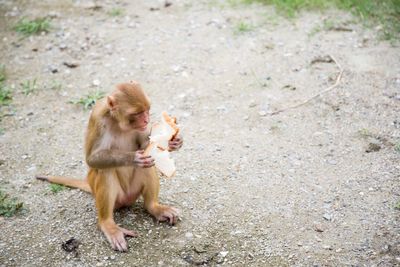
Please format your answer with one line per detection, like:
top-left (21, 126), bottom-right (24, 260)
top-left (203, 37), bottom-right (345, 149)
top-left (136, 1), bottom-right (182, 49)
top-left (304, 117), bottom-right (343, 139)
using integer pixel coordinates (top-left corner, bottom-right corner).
top-left (138, 125), bottom-right (148, 131)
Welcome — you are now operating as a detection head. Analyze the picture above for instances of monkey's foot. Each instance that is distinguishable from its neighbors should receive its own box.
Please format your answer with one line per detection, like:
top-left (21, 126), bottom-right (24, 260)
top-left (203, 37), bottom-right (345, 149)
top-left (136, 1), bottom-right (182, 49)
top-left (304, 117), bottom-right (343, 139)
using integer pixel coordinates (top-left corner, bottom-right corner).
top-left (149, 204), bottom-right (180, 225)
top-left (100, 221), bottom-right (138, 252)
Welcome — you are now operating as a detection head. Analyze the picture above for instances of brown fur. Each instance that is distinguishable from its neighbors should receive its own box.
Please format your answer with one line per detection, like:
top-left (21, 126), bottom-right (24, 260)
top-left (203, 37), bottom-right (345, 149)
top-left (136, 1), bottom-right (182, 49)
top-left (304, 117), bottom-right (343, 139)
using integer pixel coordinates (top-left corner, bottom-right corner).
top-left (36, 81), bottom-right (179, 252)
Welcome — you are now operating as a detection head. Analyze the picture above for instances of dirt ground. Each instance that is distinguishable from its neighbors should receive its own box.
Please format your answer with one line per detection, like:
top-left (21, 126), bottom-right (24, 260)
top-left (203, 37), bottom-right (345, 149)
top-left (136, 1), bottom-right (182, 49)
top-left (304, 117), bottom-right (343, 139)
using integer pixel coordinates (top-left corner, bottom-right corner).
top-left (0, 0), bottom-right (399, 266)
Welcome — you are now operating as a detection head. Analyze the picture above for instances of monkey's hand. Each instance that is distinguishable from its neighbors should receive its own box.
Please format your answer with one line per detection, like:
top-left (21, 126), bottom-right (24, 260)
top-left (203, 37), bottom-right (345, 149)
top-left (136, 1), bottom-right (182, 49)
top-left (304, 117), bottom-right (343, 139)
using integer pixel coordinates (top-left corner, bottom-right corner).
top-left (168, 135), bottom-right (183, 151)
top-left (134, 150), bottom-right (155, 168)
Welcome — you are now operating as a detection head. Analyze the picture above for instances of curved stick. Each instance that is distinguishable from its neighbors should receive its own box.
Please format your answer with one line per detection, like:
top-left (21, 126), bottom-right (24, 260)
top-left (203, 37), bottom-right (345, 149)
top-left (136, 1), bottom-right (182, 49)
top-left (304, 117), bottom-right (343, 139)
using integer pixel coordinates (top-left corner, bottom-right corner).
top-left (269, 55), bottom-right (344, 115)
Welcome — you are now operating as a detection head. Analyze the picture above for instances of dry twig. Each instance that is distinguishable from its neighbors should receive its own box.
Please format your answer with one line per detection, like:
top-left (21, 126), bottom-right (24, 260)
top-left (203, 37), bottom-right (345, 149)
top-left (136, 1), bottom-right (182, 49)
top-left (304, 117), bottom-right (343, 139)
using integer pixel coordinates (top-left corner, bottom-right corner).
top-left (269, 55), bottom-right (343, 115)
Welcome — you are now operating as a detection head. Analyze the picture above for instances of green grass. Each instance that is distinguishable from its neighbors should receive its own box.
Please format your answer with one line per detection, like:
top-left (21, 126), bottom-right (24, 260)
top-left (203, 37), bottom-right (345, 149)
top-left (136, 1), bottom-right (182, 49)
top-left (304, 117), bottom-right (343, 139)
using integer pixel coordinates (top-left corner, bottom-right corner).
top-left (70, 90), bottom-right (105, 110)
top-left (395, 142), bottom-right (400, 153)
top-left (108, 8), bottom-right (123, 17)
top-left (0, 85), bottom-right (12, 106)
top-left (0, 65), bottom-right (12, 106)
top-left (235, 21), bottom-right (254, 33)
top-left (14, 17), bottom-right (51, 36)
top-left (358, 128), bottom-right (372, 138)
top-left (49, 184), bottom-right (66, 193)
top-left (48, 80), bottom-right (62, 91)
top-left (0, 191), bottom-right (24, 217)
top-left (21, 79), bottom-right (38, 95)
top-left (0, 65), bottom-right (6, 84)
top-left (244, 0), bottom-right (400, 40)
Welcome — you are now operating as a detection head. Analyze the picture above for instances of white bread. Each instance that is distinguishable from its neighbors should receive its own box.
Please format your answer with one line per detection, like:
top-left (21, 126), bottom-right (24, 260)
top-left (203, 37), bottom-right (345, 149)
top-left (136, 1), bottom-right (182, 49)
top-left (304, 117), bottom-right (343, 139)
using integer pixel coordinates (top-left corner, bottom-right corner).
top-left (145, 143), bottom-right (176, 178)
top-left (145, 112), bottom-right (179, 178)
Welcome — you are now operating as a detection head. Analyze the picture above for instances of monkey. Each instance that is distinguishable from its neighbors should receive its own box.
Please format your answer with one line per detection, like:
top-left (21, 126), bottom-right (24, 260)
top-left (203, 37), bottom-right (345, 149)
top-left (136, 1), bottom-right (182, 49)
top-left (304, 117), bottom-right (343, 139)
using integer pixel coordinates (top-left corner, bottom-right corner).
top-left (36, 81), bottom-right (183, 252)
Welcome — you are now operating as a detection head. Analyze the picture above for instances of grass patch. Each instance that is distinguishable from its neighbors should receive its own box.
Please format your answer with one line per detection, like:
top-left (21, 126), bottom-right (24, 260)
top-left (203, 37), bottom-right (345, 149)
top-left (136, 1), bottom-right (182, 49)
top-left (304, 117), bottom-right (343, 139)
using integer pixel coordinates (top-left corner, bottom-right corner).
top-left (357, 128), bottom-right (372, 138)
top-left (49, 184), bottom-right (66, 194)
top-left (235, 21), bottom-right (254, 33)
top-left (395, 142), bottom-right (400, 153)
top-left (0, 65), bottom-right (12, 106)
top-left (0, 191), bottom-right (24, 217)
top-left (108, 8), bottom-right (123, 17)
top-left (21, 79), bottom-right (38, 95)
top-left (0, 65), bottom-right (6, 84)
top-left (70, 90), bottom-right (105, 110)
top-left (14, 17), bottom-right (51, 36)
top-left (244, 0), bottom-right (400, 40)
top-left (0, 85), bottom-right (12, 106)
top-left (47, 80), bottom-right (62, 91)
top-left (395, 201), bottom-right (400, 210)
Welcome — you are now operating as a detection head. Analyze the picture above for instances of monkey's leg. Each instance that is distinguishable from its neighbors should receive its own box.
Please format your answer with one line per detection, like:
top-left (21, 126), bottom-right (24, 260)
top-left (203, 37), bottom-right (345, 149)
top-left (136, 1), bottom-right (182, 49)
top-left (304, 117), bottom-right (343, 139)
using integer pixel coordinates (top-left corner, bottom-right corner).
top-left (94, 171), bottom-right (137, 252)
top-left (135, 167), bottom-right (179, 225)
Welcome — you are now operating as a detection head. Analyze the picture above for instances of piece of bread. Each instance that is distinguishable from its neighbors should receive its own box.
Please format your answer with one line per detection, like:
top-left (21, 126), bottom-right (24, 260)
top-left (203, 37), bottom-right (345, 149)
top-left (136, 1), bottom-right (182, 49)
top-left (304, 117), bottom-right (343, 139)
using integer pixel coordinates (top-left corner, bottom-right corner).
top-left (145, 112), bottom-right (179, 178)
top-left (145, 143), bottom-right (176, 178)
top-left (149, 112), bottom-right (179, 150)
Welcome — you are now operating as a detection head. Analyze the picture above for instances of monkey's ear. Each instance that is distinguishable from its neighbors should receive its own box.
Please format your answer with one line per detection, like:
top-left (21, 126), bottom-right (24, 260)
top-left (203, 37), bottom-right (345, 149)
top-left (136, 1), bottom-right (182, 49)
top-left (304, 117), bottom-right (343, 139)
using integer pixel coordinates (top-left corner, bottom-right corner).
top-left (107, 96), bottom-right (117, 111)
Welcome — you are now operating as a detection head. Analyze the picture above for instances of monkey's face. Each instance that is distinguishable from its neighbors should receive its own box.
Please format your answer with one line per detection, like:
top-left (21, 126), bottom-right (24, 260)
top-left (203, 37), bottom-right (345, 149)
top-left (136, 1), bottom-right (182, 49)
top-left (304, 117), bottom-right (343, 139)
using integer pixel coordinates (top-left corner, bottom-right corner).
top-left (119, 109), bottom-right (150, 132)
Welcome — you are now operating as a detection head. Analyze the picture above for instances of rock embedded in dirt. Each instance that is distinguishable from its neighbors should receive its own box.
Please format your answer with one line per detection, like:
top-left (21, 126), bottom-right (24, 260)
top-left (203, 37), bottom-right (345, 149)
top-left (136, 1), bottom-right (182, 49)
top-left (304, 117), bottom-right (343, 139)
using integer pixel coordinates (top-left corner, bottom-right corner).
top-left (366, 140), bottom-right (382, 153)
top-left (323, 213), bottom-right (332, 221)
top-left (61, 238), bottom-right (80, 253)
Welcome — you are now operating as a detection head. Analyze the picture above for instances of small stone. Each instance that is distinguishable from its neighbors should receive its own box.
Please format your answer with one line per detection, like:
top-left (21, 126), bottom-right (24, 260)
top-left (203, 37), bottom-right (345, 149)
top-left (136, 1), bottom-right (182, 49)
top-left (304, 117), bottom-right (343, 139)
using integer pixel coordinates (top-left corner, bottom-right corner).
top-left (216, 106), bottom-right (227, 112)
top-left (366, 139), bottom-right (381, 153)
top-left (48, 65), bottom-right (58, 73)
top-left (59, 43), bottom-right (67, 50)
top-left (27, 166), bottom-right (37, 172)
top-left (327, 159), bottom-right (337, 165)
top-left (63, 62), bottom-right (79, 68)
top-left (323, 213), bottom-right (332, 221)
top-left (258, 110), bottom-right (267, 116)
top-left (313, 224), bottom-right (324, 232)
top-left (185, 232), bottom-right (193, 239)
top-left (92, 80), bottom-right (100, 86)
top-left (322, 245), bottom-right (332, 250)
top-left (249, 101), bottom-right (257, 108)
top-left (219, 251), bottom-right (228, 257)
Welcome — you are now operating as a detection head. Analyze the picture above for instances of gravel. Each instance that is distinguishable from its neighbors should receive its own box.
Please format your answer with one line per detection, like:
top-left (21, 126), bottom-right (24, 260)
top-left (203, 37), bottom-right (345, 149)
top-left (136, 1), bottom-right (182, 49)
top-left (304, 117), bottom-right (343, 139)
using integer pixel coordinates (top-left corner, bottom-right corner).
top-left (0, 0), bottom-right (399, 266)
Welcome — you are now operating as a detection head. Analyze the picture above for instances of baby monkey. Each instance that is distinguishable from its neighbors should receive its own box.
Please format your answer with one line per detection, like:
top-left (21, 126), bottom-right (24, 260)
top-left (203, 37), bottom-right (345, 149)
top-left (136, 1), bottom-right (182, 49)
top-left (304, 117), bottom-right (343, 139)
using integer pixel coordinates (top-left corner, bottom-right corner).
top-left (36, 81), bottom-right (183, 251)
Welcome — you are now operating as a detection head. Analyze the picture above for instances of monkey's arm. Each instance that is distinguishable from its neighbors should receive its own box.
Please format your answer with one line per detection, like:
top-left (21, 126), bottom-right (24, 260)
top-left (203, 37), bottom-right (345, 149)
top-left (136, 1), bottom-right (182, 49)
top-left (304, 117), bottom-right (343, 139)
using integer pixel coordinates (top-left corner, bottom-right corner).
top-left (86, 149), bottom-right (154, 169)
top-left (86, 149), bottom-right (134, 169)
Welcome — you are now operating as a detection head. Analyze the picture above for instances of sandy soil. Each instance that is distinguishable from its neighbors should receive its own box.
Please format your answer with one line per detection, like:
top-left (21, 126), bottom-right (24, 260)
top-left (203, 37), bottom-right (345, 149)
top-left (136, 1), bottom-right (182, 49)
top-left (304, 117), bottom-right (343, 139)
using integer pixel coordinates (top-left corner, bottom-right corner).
top-left (0, 0), bottom-right (399, 266)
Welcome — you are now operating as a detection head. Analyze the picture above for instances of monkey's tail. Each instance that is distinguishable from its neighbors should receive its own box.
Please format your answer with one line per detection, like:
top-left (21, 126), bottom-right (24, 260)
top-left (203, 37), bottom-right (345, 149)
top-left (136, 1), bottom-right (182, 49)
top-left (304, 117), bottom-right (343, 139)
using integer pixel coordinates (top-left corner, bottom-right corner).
top-left (36, 175), bottom-right (92, 193)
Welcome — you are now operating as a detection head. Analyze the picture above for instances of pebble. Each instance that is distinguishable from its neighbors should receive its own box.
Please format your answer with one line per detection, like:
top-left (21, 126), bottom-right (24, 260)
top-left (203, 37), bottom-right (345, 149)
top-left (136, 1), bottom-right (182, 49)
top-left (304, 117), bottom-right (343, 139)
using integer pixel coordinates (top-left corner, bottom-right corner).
top-left (27, 165), bottom-right (37, 172)
top-left (322, 245), bottom-right (332, 250)
top-left (327, 159), bottom-right (337, 165)
top-left (92, 80), bottom-right (100, 86)
top-left (258, 110), bottom-right (267, 116)
top-left (219, 251), bottom-right (228, 257)
top-left (366, 139), bottom-right (381, 152)
top-left (48, 65), bottom-right (58, 73)
top-left (323, 213), bottom-right (332, 221)
top-left (185, 232), bottom-right (193, 239)
top-left (216, 106), bottom-right (227, 112)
